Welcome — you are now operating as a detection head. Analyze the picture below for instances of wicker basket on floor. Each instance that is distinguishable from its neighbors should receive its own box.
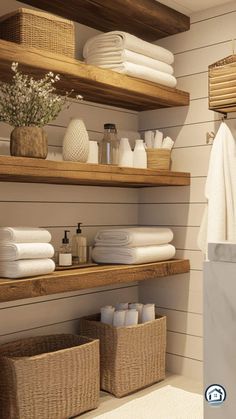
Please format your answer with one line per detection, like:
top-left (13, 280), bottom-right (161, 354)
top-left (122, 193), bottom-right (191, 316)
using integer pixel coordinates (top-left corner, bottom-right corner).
top-left (79, 314), bottom-right (166, 398)
top-left (0, 8), bottom-right (75, 58)
top-left (0, 334), bottom-right (100, 419)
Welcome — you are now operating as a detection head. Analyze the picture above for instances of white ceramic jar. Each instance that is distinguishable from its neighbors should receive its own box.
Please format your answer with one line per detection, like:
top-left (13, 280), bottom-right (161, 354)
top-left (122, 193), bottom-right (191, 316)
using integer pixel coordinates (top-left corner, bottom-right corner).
top-left (118, 137), bottom-right (133, 167)
top-left (62, 119), bottom-right (89, 162)
top-left (133, 139), bottom-right (147, 168)
top-left (87, 140), bottom-right (99, 163)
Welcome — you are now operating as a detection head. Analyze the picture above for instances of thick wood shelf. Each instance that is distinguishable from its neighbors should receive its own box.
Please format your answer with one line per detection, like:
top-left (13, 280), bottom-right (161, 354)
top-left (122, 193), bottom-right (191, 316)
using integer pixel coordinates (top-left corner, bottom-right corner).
top-left (0, 259), bottom-right (190, 303)
top-left (0, 40), bottom-right (189, 111)
top-left (22, 0), bottom-right (190, 42)
top-left (0, 156), bottom-right (190, 187)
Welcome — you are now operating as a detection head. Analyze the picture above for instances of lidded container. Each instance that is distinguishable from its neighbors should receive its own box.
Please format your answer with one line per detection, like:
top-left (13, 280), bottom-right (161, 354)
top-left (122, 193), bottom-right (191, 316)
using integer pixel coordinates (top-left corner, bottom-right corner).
top-left (99, 123), bottom-right (119, 165)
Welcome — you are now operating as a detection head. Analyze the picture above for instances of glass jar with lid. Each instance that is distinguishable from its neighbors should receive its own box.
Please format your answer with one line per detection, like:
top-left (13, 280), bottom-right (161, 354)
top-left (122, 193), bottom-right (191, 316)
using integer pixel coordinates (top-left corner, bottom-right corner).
top-left (99, 123), bottom-right (119, 165)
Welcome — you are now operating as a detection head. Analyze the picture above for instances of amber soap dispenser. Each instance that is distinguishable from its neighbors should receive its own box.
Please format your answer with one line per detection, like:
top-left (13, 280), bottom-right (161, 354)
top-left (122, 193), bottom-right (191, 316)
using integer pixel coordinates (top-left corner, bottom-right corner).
top-left (72, 223), bottom-right (87, 264)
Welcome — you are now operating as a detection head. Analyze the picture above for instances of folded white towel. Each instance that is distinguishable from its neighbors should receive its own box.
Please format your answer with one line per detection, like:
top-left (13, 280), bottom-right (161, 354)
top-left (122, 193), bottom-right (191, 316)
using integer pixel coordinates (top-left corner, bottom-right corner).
top-left (83, 31), bottom-right (174, 65)
top-left (86, 49), bottom-right (174, 74)
top-left (0, 227), bottom-right (51, 243)
top-left (90, 62), bottom-right (177, 88)
top-left (95, 227), bottom-right (173, 247)
top-left (92, 244), bottom-right (176, 265)
top-left (0, 243), bottom-right (54, 261)
top-left (0, 259), bottom-right (55, 279)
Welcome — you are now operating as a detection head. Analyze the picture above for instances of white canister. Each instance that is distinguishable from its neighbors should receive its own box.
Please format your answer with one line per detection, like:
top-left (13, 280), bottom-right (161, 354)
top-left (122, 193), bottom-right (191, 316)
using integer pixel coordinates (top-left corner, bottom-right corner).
top-left (115, 302), bottom-right (129, 310)
top-left (113, 310), bottom-right (126, 327)
top-left (125, 309), bottom-right (138, 326)
top-left (118, 137), bottom-right (133, 167)
top-left (141, 304), bottom-right (155, 323)
top-left (101, 305), bottom-right (115, 325)
top-left (87, 140), bottom-right (99, 163)
top-left (129, 303), bottom-right (143, 323)
top-left (133, 139), bottom-right (147, 169)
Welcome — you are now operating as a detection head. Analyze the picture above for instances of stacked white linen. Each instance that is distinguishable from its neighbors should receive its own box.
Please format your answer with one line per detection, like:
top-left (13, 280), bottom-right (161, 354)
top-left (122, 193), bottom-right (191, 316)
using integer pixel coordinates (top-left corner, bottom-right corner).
top-left (92, 227), bottom-right (175, 265)
top-left (0, 227), bottom-right (55, 278)
top-left (83, 31), bottom-right (177, 88)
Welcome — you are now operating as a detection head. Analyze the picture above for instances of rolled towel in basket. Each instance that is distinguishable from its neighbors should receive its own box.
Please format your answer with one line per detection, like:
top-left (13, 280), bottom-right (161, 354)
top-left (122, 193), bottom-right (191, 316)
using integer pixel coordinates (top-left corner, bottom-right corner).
top-left (0, 227), bottom-right (51, 243)
top-left (92, 244), bottom-right (176, 265)
top-left (0, 259), bottom-right (55, 279)
top-left (94, 227), bottom-right (173, 247)
top-left (83, 31), bottom-right (174, 65)
top-left (0, 243), bottom-right (54, 261)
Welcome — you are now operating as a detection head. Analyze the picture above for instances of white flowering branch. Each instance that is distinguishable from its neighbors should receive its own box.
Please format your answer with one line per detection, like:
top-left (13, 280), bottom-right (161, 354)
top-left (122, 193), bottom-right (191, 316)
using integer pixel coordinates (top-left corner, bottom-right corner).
top-left (0, 62), bottom-right (83, 127)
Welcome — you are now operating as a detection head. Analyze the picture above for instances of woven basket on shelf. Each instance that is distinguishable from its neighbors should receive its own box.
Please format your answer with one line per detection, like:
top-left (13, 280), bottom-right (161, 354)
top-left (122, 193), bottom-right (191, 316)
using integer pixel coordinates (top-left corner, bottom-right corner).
top-left (146, 148), bottom-right (171, 170)
top-left (209, 55), bottom-right (236, 114)
top-left (79, 313), bottom-right (166, 398)
top-left (0, 8), bottom-right (75, 58)
top-left (0, 334), bottom-right (100, 419)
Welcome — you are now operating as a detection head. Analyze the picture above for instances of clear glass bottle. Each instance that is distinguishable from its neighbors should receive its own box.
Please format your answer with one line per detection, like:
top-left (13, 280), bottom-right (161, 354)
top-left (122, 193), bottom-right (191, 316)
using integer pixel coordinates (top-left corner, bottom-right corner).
top-left (99, 123), bottom-right (119, 165)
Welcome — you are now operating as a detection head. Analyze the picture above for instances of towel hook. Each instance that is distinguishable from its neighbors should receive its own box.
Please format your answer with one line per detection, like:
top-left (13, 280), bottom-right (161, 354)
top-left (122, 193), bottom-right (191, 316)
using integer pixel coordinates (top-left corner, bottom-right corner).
top-left (206, 112), bottom-right (228, 143)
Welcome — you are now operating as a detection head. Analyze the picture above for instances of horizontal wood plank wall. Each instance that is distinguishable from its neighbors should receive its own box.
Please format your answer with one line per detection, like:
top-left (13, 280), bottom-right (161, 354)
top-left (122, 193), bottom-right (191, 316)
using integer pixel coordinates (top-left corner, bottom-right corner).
top-left (0, 0), bottom-right (139, 344)
top-left (139, 3), bottom-right (236, 381)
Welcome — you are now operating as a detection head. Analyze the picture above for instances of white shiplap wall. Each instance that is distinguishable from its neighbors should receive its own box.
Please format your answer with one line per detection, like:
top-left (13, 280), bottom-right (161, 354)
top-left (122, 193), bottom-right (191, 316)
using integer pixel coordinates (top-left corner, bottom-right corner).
top-left (139, 1), bottom-right (236, 381)
top-left (0, 0), bottom-right (140, 344)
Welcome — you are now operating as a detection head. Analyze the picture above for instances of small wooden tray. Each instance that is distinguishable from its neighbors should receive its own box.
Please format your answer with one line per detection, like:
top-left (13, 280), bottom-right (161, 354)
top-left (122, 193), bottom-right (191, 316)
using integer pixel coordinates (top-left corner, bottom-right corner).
top-left (55, 263), bottom-right (97, 271)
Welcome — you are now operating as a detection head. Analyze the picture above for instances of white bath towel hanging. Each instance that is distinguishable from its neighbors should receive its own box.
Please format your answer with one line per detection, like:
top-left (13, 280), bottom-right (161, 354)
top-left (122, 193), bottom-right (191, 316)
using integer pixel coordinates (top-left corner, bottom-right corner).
top-left (198, 122), bottom-right (236, 253)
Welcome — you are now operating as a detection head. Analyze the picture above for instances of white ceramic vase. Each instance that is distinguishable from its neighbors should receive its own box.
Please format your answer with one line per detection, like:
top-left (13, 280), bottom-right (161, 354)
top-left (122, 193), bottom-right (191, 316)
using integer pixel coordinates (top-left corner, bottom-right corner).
top-left (87, 140), bottom-right (99, 163)
top-left (133, 139), bottom-right (147, 168)
top-left (118, 137), bottom-right (133, 167)
top-left (62, 118), bottom-right (89, 162)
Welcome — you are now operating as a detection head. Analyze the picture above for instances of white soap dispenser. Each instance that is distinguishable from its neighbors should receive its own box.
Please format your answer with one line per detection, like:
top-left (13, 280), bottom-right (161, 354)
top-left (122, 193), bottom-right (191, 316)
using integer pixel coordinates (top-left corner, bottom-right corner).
top-left (72, 223), bottom-right (87, 264)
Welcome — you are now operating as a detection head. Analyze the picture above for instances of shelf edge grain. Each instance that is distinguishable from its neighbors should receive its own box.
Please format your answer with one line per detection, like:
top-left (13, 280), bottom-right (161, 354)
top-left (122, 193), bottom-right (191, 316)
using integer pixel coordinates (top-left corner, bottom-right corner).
top-left (0, 259), bottom-right (190, 303)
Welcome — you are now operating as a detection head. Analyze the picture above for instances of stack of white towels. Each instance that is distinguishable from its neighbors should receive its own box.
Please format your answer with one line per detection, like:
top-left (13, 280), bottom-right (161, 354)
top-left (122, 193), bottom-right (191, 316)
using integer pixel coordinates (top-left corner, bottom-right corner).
top-left (92, 227), bottom-right (175, 265)
top-left (0, 227), bottom-right (55, 279)
top-left (101, 302), bottom-right (155, 327)
top-left (83, 31), bottom-right (177, 88)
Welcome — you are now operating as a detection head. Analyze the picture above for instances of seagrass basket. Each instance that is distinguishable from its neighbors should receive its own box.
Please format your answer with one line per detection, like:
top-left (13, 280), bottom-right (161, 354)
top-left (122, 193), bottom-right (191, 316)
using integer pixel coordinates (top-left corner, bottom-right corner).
top-left (0, 334), bottom-right (100, 419)
top-left (146, 148), bottom-right (171, 170)
top-left (79, 314), bottom-right (166, 398)
top-left (209, 55), bottom-right (236, 114)
top-left (0, 8), bottom-right (75, 58)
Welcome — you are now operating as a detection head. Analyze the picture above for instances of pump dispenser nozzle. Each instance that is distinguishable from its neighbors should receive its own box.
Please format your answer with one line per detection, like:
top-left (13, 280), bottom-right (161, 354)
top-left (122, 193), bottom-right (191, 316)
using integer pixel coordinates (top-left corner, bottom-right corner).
top-left (76, 223), bottom-right (82, 234)
top-left (62, 230), bottom-right (70, 244)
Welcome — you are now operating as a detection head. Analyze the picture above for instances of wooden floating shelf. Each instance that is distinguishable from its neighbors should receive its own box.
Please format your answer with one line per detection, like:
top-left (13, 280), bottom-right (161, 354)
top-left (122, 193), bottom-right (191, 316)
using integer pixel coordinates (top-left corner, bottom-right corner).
top-left (0, 40), bottom-right (189, 111)
top-left (22, 0), bottom-right (190, 42)
top-left (0, 156), bottom-right (190, 187)
top-left (0, 259), bottom-right (190, 303)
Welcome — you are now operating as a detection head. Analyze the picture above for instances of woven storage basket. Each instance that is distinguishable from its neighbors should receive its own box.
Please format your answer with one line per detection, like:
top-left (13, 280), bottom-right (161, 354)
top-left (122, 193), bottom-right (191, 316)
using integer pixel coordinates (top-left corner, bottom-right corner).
top-left (146, 148), bottom-right (171, 170)
top-left (0, 334), bottom-right (99, 419)
top-left (79, 314), bottom-right (166, 398)
top-left (0, 8), bottom-right (75, 58)
top-left (209, 55), bottom-right (236, 114)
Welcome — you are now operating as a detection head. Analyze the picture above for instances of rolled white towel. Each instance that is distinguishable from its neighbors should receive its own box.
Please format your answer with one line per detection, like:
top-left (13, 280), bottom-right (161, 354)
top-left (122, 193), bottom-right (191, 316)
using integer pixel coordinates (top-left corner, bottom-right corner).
top-left (0, 259), bottom-right (55, 279)
top-left (142, 304), bottom-right (156, 323)
top-left (95, 227), bottom-right (173, 247)
top-left (113, 310), bottom-right (126, 327)
top-left (0, 227), bottom-right (51, 243)
top-left (92, 244), bottom-right (176, 265)
top-left (100, 306), bottom-right (115, 325)
top-left (125, 309), bottom-right (138, 326)
top-left (0, 243), bottom-right (54, 261)
top-left (83, 31), bottom-right (174, 65)
top-left (86, 49), bottom-right (174, 74)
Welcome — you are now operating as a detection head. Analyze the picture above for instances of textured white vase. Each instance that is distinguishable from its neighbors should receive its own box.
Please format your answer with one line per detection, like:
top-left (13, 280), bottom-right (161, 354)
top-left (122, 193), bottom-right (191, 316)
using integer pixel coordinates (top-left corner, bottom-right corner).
top-left (62, 119), bottom-right (89, 162)
top-left (133, 139), bottom-right (147, 168)
top-left (118, 137), bottom-right (133, 167)
top-left (87, 140), bottom-right (99, 163)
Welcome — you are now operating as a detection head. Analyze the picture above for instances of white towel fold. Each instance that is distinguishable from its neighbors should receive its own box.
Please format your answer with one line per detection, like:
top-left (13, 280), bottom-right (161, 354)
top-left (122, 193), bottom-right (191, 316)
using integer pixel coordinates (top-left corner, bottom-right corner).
top-left (0, 227), bottom-right (52, 243)
top-left (86, 49), bottom-right (174, 74)
top-left (95, 62), bottom-right (177, 88)
top-left (92, 244), bottom-right (176, 265)
top-left (0, 243), bottom-right (54, 261)
top-left (83, 31), bottom-right (174, 65)
top-left (95, 227), bottom-right (173, 247)
top-left (0, 259), bottom-right (55, 279)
